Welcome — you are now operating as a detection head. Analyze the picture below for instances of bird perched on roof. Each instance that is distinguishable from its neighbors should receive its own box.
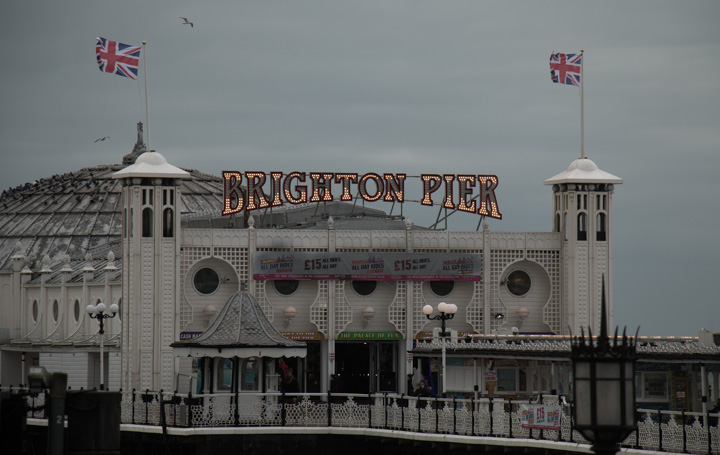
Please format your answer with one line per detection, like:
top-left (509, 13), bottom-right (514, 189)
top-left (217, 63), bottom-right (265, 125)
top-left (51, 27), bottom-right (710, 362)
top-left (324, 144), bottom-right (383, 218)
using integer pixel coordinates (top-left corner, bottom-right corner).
top-left (180, 17), bottom-right (194, 27)
top-left (94, 136), bottom-right (110, 143)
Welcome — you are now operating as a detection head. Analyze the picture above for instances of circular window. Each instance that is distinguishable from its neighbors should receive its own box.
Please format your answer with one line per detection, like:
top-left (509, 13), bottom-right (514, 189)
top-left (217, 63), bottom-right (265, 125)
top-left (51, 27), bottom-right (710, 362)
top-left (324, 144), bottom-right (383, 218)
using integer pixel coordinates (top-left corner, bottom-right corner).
top-left (52, 300), bottom-right (59, 322)
top-left (74, 300), bottom-right (80, 322)
top-left (430, 281), bottom-right (454, 297)
top-left (194, 268), bottom-right (220, 295)
top-left (352, 280), bottom-right (377, 296)
top-left (506, 270), bottom-right (531, 296)
top-left (273, 280), bottom-right (299, 296)
top-left (32, 300), bottom-right (38, 322)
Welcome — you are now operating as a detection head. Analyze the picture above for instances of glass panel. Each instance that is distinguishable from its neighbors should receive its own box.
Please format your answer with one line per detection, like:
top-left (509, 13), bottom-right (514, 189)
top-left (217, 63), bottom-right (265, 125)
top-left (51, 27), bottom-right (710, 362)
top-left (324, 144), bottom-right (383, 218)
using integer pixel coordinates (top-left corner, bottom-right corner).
top-left (497, 368), bottom-right (516, 392)
top-left (575, 361), bottom-right (591, 379)
top-left (596, 380), bottom-right (621, 426)
top-left (575, 378), bottom-right (592, 427)
top-left (596, 362), bottom-right (620, 379)
top-left (644, 372), bottom-right (668, 399)
top-left (241, 358), bottom-right (260, 391)
top-left (216, 358), bottom-right (233, 391)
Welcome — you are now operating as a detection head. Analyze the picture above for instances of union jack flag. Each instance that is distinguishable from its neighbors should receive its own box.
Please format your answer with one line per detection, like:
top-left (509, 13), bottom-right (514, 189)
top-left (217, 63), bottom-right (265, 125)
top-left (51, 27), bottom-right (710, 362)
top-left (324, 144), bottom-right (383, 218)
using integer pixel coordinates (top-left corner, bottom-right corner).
top-left (95, 37), bottom-right (141, 80)
top-left (550, 52), bottom-right (582, 87)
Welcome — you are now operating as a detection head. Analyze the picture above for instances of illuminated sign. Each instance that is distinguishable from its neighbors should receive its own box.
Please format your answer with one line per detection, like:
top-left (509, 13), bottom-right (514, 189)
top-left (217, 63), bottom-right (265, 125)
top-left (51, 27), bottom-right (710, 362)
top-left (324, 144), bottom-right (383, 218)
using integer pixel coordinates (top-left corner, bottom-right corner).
top-left (222, 171), bottom-right (502, 219)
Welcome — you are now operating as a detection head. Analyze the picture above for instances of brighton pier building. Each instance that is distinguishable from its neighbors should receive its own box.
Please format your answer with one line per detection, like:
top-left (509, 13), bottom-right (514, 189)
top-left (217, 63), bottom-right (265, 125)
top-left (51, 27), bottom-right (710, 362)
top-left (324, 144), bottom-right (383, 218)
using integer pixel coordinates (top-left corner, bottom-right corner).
top-left (1, 125), bottom-right (718, 413)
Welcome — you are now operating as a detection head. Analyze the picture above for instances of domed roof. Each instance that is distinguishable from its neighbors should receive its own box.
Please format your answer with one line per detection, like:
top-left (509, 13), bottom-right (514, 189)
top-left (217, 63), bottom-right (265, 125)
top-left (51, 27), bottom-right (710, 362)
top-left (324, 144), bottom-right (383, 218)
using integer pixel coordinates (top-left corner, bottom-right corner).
top-left (544, 157), bottom-right (623, 185)
top-left (113, 150), bottom-right (190, 179)
top-left (0, 163), bottom-right (224, 269)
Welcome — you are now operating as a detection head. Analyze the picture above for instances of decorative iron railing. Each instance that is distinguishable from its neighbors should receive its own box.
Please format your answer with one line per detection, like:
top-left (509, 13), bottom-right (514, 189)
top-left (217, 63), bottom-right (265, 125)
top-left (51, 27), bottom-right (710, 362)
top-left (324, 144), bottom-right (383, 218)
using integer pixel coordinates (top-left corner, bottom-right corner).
top-left (7, 387), bottom-right (718, 455)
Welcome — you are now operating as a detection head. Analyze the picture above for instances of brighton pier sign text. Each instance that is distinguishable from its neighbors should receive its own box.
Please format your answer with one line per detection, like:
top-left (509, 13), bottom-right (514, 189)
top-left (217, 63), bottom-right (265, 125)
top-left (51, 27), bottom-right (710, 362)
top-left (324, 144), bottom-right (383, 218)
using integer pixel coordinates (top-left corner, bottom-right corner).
top-left (222, 171), bottom-right (502, 219)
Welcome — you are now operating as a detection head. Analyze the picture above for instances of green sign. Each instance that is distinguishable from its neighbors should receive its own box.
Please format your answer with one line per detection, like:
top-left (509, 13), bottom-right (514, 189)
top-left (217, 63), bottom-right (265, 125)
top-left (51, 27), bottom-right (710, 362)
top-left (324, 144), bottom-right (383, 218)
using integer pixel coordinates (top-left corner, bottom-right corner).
top-left (337, 331), bottom-right (403, 341)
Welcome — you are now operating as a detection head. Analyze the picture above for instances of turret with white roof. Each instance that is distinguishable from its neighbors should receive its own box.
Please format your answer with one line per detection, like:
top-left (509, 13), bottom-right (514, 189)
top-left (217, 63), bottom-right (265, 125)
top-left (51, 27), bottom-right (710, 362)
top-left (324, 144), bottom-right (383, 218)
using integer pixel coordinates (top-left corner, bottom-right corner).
top-left (545, 157), bottom-right (622, 335)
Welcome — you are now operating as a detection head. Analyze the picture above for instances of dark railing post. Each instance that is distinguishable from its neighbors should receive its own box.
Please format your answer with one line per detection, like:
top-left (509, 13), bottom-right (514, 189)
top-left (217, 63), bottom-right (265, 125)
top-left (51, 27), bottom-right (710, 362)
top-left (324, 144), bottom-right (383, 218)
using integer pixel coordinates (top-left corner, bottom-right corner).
top-left (706, 411), bottom-right (712, 455)
top-left (281, 390), bottom-right (286, 426)
top-left (131, 389), bottom-right (137, 424)
top-left (538, 395), bottom-right (544, 440)
top-left (470, 395), bottom-right (475, 436)
top-left (384, 393), bottom-right (388, 429)
top-left (400, 394), bottom-right (405, 430)
top-left (186, 391), bottom-right (193, 427)
top-left (635, 410), bottom-right (640, 449)
top-left (327, 391), bottom-right (332, 427)
top-left (508, 399), bottom-right (513, 438)
top-left (681, 411), bottom-right (687, 454)
top-left (418, 396), bottom-right (422, 433)
top-left (657, 408), bottom-right (663, 452)
top-left (234, 389), bottom-right (239, 426)
top-left (368, 393), bottom-right (372, 429)
top-left (435, 397), bottom-right (439, 434)
top-left (489, 397), bottom-right (494, 437)
top-left (452, 396), bottom-right (457, 435)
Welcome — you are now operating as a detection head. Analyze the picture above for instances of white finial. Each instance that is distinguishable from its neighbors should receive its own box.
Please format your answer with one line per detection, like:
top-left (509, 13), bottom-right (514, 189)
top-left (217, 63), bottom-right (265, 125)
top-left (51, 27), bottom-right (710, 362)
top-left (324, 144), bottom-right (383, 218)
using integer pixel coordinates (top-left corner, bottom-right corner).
top-left (40, 254), bottom-right (52, 273)
top-left (104, 251), bottom-right (117, 271)
top-left (327, 216), bottom-right (334, 229)
top-left (483, 219), bottom-right (489, 230)
top-left (83, 253), bottom-right (95, 272)
top-left (61, 254), bottom-right (73, 273)
top-left (248, 215), bottom-right (255, 228)
top-left (405, 218), bottom-right (413, 229)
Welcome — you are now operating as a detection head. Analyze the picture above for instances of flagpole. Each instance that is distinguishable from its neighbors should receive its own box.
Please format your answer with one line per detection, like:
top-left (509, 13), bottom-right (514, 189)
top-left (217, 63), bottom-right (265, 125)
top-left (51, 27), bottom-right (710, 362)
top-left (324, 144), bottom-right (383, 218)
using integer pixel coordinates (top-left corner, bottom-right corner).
top-left (580, 48), bottom-right (585, 159)
top-left (142, 40), bottom-right (151, 152)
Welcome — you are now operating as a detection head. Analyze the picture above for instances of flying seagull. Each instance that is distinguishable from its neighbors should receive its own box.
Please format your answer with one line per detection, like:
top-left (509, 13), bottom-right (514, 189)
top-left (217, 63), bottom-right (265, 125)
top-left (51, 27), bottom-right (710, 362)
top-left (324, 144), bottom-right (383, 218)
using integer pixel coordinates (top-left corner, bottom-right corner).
top-left (94, 136), bottom-right (110, 143)
top-left (180, 17), bottom-right (193, 27)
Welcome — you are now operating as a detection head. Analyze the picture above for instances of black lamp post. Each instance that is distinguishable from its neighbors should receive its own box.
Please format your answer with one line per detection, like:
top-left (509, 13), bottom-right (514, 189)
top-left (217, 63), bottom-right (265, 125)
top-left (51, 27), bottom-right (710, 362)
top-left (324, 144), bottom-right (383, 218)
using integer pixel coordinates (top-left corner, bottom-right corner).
top-left (422, 302), bottom-right (457, 337)
top-left (86, 302), bottom-right (119, 390)
top-left (571, 281), bottom-right (637, 455)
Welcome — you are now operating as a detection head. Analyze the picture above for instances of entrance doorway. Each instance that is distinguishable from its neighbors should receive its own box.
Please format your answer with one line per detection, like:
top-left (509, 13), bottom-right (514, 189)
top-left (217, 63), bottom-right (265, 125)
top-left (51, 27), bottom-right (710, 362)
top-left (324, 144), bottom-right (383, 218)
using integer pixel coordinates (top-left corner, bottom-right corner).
top-left (334, 342), bottom-right (397, 394)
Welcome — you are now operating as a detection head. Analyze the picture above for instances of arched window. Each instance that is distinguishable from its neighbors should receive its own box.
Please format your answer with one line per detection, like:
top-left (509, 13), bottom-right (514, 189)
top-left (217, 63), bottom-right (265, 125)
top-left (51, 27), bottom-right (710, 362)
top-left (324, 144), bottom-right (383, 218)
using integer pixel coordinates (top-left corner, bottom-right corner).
top-left (142, 207), bottom-right (153, 237)
top-left (563, 213), bottom-right (568, 241)
top-left (596, 212), bottom-right (607, 241)
top-left (577, 212), bottom-right (587, 241)
top-left (555, 213), bottom-right (561, 233)
top-left (163, 208), bottom-right (174, 237)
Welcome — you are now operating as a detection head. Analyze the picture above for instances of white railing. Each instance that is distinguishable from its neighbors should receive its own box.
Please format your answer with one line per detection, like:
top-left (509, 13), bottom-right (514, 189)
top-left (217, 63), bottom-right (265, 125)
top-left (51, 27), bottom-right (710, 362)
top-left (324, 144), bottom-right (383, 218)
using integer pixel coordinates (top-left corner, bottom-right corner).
top-left (8, 387), bottom-right (719, 455)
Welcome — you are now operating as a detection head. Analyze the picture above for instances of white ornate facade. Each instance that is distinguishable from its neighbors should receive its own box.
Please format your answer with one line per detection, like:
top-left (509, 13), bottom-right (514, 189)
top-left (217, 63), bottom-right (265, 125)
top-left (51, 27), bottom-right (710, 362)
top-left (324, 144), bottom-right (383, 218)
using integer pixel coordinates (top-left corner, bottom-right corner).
top-left (0, 132), bottom-right (641, 398)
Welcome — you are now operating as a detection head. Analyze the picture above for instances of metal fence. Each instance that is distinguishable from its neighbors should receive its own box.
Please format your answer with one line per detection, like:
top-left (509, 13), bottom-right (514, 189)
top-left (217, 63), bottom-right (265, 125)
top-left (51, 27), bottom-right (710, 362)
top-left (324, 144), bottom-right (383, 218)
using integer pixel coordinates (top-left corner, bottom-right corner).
top-left (8, 387), bottom-right (719, 455)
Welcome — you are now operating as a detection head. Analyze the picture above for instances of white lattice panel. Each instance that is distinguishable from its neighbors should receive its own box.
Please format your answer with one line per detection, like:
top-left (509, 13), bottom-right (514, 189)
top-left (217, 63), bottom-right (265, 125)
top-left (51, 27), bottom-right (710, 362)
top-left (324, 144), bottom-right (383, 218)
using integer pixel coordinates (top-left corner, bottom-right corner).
top-left (489, 249), bottom-right (524, 332)
top-left (528, 249), bottom-right (562, 333)
top-left (388, 281), bottom-right (406, 333)
top-left (465, 281), bottom-right (484, 333)
top-left (334, 281), bottom-right (351, 337)
top-left (310, 280), bottom-right (328, 336)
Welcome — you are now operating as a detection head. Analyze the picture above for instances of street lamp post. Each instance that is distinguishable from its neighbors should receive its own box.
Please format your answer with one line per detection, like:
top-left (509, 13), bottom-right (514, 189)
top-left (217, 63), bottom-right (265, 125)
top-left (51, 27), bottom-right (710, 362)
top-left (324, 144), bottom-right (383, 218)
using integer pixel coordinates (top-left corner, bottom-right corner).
top-left (571, 282), bottom-right (637, 455)
top-left (86, 302), bottom-right (119, 390)
top-left (423, 302), bottom-right (458, 396)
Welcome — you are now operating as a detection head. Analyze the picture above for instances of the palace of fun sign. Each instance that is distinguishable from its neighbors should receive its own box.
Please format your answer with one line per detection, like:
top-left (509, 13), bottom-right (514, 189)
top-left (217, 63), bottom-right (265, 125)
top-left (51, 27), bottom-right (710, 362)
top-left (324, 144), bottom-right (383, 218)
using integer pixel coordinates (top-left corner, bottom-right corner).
top-left (253, 251), bottom-right (482, 281)
top-left (221, 171), bottom-right (502, 219)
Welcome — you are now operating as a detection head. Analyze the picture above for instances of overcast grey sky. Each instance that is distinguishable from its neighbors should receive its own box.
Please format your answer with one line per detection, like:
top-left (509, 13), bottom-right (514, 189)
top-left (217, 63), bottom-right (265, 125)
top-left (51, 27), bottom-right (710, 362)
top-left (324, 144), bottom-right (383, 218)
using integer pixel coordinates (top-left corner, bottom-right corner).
top-left (1, 1), bottom-right (718, 336)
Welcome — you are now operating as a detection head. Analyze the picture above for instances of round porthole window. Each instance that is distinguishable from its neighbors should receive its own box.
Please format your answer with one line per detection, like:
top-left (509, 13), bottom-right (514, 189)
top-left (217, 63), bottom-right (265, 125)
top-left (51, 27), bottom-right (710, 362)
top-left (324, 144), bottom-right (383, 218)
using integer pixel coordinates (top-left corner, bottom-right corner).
top-left (273, 280), bottom-right (299, 296)
top-left (194, 268), bottom-right (220, 295)
top-left (352, 280), bottom-right (377, 296)
top-left (430, 281), bottom-right (454, 297)
top-left (506, 270), bottom-right (531, 296)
